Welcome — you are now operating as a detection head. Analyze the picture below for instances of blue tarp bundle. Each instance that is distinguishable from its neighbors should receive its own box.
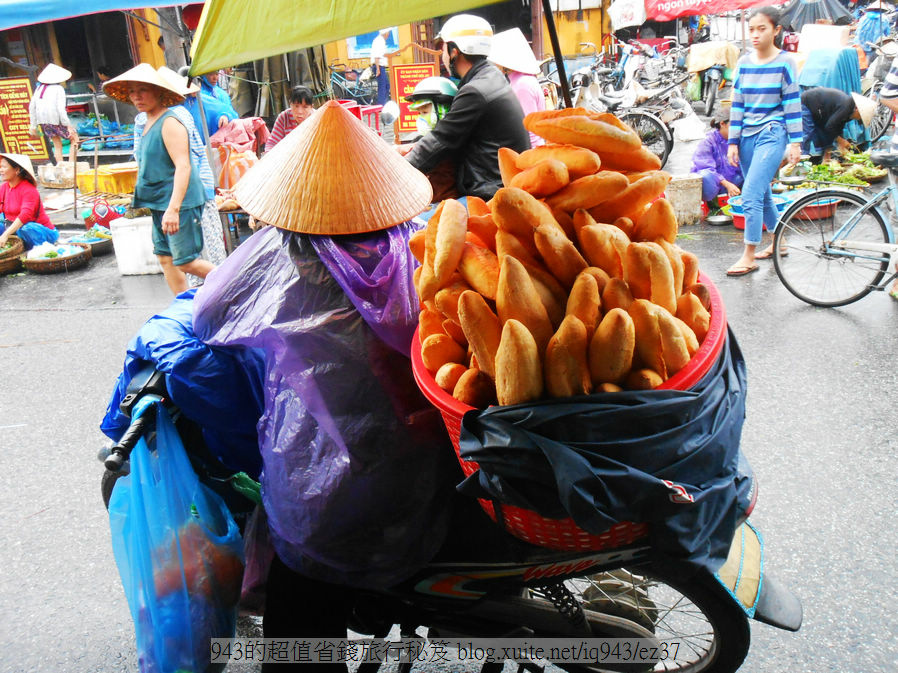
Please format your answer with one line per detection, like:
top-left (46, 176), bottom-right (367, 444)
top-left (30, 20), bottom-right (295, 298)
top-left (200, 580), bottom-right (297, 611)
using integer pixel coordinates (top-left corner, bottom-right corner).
top-left (458, 330), bottom-right (754, 575)
top-left (0, 1), bottom-right (181, 32)
top-left (101, 291), bottom-right (266, 480)
top-left (798, 48), bottom-right (867, 144)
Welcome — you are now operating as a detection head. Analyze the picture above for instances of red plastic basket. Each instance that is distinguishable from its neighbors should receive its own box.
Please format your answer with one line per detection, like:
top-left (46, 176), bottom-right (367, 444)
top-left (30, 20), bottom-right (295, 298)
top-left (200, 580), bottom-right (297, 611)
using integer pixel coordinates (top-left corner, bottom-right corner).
top-left (411, 273), bottom-right (727, 551)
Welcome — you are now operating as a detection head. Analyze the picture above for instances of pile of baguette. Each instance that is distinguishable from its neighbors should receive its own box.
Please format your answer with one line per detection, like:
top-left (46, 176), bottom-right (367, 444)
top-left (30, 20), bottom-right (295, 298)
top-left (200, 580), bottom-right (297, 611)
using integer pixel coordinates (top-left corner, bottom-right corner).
top-left (412, 109), bottom-right (713, 409)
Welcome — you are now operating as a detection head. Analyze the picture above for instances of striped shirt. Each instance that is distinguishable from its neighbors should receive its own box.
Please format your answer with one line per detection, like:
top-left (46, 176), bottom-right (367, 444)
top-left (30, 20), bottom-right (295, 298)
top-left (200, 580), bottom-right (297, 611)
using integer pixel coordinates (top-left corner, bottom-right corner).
top-left (878, 55), bottom-right (898, 149)
top-left (134, 104), bottom-right (216, 201)
top-left (729, 51), bottom-right (802, 146)
top-left (265, 109), bottom-right (299, 151)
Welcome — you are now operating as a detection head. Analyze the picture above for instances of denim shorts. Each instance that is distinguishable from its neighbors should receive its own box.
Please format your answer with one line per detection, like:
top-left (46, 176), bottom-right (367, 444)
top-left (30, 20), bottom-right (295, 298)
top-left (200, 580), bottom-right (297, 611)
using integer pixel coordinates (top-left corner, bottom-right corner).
top-left (150, 205), bottom-right (205, 265)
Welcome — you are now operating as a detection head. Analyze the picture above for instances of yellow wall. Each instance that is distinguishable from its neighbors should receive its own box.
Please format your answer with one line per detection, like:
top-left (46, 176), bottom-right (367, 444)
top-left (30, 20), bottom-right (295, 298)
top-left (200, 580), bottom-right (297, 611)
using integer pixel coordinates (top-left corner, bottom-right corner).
top-left (539, 8), bottom-right (611, 60)
top-left (324, 25), bottom-right (438, 71)
top-left (130, 9), bottom-right (166, 68)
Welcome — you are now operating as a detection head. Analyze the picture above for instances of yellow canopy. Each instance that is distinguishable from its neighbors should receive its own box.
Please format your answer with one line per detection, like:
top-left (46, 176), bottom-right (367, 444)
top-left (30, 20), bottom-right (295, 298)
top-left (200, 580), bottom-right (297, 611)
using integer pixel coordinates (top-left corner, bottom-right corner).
top-left (189, 0), bottom-right (505, 75)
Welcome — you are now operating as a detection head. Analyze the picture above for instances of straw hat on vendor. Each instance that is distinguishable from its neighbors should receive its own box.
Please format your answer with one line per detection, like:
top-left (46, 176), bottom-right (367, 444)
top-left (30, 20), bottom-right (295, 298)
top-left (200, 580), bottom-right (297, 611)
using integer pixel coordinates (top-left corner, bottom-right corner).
top-left (102, 63), bottom-right (185, 108)
top-left (850, 92), bottom-right (877, 129)
top-left (37, 63), bottom-right (71, 85)
top-left (0, 153), bottom-right (37, 184)
top-left (156, 65), bottom-right (200, 97)
top-left (234, 99), bottom-right (432, 233)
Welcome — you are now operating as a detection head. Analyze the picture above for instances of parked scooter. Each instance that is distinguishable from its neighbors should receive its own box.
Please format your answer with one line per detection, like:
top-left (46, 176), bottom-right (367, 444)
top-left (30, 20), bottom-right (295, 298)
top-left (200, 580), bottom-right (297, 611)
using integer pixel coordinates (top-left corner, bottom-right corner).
top-left (102, 365), bottom-right (802, 673)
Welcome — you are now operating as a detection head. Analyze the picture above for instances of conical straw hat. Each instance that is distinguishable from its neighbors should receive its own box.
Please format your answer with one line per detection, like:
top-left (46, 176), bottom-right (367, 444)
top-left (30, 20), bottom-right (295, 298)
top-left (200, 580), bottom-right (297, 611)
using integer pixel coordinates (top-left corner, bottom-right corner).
top-left (157, 66), bottom-right (200, 96)
top-left (103, 63), bottom-right (185, 108)
top-left (851, 92), bottom-right (876, 128)
top-left (37, 63), bottom-right (71, 84)
top-left (0, 153), bottom-right (36, 183)
top-left (489, 28), bottom-right (540, 76)
top-left (234, 101), bottom-right (432, 234)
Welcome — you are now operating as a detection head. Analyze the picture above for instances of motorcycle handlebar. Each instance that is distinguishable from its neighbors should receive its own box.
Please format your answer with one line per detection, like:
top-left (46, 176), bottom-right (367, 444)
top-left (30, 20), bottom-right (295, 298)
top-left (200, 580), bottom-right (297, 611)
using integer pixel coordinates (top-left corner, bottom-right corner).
top-left (104, 405), bottom-right (156, 472)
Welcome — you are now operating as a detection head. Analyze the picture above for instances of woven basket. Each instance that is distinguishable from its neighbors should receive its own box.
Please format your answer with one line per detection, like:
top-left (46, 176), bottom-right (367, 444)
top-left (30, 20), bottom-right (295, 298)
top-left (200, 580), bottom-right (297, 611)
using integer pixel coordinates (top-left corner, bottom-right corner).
top-left (23, 242), bottom-right (91, 274)
top-left (0, 235), bottom-right (23, 261)
top-left (0, 253), bottom-right (22, 275)
top-left (88, 237), bottom-right (114, 256)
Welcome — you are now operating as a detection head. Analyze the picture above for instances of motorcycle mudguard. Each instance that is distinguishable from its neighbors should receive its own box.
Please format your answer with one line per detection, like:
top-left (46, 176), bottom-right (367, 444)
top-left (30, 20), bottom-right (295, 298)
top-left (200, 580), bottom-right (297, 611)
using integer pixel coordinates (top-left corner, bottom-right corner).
top-left (713, 522), bottom-right (802, 631)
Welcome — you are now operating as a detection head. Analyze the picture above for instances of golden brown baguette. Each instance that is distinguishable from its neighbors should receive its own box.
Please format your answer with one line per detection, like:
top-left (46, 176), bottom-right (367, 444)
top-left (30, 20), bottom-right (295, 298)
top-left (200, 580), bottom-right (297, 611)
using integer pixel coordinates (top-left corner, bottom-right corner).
top-left (523, 107), bottom-right (589, 131)
top-left (515, 143), bottom-right (602, 179)
top-left (509, 158), bottom-right (570, 197)
top-left (589, 307), bottom-right (635, 385)
top-left (656, 306), bottom-right (691, 377)
top-left (492, 187), bottom-right (558, 240)
top-left (433, 199), bottom-right (468, 287)
top-left (545, 171), bottom-right (629, 212)
top-left (566, 271), bottom-right (601, 341)
top-left (602, 277), bottom-right (634, 312)
top-left (599, 147), bottom-right (663, 172)
top-left (495, 229), bottom-right (541, 266)
top-left (458, 242), bottom-right (500, 300)
top-left (673, 316), bottom-right (700, 356)
top-left (624, 241), bottom-right (677, 315)
top-left (466, 195), bottom-right (490, 216)
top-left (578, 222), bottom-right (630, 278)
top-left (419, 307), bottom-right (446, 341)
top-left (409, 229), bottom-right (426, 263)
top-left (685, 281), bottom-right (711, 311)
top-left (551, 207), bottom-right (577, 240)
top-left (676, 292), bottom-right (711, 342)
top-left (434, 277), bottom-right (473, 324)
top-left (435, 362), bottom-right (468, 393)
top-left (498, 147), bottom-right (522, 187)
top-left (495, 319), bottom-right (544, 405)
top-left (452, 368), bottom-right (498, 408)
top-left (682, 251), bottom-right (700, 289)
top-left (442, 319), bottom-right (468, 347)
top-left (588, 171), bottom-right (671, 223)
top-left (633, 197), bottom-right (677, 243)
top-left (496, 255), bottom-right (554, 353)
top-left (458, 290), bottom-right (503, 379)
top-left (656, 239), bottom-right (685, 297)
top-left (628, 299), bottom-right (667, 378)
top-left (596, 382), bottom-right (624, 393)
top-left (545, 315), bottom-right (592, 398)
top-left (421, 333), bottom-right (467, 373)
top-left (529, 116), bottom-right (641, 154)
top-left (625, 368), bottom-right (664, 390)
top-left (533, 222), bottom-right (589, 288)
top-left (612, 216), bottom-right (635, 239)
top-left (581, 266), bottom-right (611, 295)
top-left (466, 214), bottom-right (497, 252)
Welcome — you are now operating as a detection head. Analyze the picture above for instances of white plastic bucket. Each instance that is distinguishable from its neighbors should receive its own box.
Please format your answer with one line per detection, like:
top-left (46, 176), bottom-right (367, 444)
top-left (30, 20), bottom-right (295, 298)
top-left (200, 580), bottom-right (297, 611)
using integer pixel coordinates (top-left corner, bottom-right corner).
top-left (109, 216), bottom-right (162, 275)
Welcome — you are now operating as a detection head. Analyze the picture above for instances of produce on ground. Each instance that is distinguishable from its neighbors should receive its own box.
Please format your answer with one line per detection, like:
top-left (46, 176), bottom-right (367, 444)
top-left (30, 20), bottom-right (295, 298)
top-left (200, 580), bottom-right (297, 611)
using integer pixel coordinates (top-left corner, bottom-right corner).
top-left (413, 108), bottom-right (712, 408)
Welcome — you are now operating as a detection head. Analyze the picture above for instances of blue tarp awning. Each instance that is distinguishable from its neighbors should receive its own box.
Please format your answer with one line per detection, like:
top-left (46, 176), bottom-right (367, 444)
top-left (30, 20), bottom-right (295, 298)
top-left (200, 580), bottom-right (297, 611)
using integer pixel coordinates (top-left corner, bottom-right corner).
top-left (0, 1), bottom-right (182, 32)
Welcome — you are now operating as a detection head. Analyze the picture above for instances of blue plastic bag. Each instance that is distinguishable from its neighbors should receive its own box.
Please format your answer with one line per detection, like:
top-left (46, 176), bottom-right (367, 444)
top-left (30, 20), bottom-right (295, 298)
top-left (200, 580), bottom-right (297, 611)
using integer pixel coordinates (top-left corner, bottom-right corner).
top-left (109, 400), bottom-right (245, 673)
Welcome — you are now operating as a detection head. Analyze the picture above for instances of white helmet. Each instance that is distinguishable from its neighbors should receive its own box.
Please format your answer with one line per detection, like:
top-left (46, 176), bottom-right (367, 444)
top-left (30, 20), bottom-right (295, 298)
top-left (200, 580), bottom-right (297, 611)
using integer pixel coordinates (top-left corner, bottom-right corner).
top-left (438, 14), bottom-right (493, 56)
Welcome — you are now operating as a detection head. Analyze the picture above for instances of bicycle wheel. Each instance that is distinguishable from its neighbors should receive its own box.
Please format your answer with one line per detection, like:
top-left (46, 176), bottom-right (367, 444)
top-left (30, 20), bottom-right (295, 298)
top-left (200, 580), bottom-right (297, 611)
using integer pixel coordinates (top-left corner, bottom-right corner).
top-left (866, 81), bottom-right (894, 144)
top-left (773, 189), bottom-right (891, 307)
top-left (620, 110), bottom-right (673, 168)
top-left (331, 80), bottom-right (349, 101)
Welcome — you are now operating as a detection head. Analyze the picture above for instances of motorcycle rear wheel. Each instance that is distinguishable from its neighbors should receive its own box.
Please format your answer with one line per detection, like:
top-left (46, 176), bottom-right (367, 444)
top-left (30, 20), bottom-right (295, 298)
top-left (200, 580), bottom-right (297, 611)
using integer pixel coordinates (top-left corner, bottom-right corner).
top-left (555, 568), bottom-right (750, 673)
top-left (619, 111), bottom-right (673, 168)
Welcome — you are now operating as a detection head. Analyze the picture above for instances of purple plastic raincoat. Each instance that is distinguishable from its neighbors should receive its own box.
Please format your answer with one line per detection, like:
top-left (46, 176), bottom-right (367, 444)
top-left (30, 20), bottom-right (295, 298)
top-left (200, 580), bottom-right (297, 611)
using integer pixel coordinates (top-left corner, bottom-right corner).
top-left (193, 225), bottom-right (457, 588)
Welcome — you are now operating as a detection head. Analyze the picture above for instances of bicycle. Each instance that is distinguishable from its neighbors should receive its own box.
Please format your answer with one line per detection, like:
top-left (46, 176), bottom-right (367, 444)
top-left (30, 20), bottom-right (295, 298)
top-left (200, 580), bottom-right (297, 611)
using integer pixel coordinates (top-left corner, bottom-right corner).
top-left (328, 61), bottom-right (377, 105)
top-left (772, 152), bottom-right (898, 307)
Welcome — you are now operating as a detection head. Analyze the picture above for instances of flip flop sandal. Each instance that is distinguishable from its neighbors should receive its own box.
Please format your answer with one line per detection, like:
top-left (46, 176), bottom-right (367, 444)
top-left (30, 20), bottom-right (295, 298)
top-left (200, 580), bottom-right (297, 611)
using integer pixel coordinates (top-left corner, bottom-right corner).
top-left (754, 250), bottom-right (788, 260)
top-left (726, 264), bottom-right (759, 277)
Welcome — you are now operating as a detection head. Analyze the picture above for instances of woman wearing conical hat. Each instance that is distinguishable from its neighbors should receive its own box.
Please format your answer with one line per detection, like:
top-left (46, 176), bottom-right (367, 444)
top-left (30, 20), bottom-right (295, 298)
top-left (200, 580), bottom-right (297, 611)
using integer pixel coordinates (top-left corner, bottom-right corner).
top-left (104, 64), bottom-right (215, 294)
top-left (190, 101), bottom-right (456, 656)
top-left (488, 27), bottom-right (547, 148)
top-left (28, 63), bottom-right (79, 165)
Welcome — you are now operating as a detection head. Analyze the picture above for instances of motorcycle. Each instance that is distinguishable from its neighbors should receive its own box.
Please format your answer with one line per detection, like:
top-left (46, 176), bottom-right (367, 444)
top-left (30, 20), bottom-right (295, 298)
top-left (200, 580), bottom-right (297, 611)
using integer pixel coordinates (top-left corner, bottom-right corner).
top-left (101, 364), bottom-right (802, 673)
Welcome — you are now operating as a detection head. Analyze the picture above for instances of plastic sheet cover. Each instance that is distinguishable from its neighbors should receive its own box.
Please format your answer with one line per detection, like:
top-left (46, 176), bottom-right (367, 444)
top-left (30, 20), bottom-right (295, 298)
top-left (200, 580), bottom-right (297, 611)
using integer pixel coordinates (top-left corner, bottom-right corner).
top-left (458, 331), bottom-right (753, 574)
top-left (101, 291), bottom-right (265, 480)
top-left (192, 225), bottom-right (456, 588)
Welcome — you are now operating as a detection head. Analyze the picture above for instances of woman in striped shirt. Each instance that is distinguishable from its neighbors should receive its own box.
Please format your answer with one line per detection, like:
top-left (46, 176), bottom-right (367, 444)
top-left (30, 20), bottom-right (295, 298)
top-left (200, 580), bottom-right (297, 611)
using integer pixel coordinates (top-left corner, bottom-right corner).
top-left (725, 6), bottom-right (802, 277)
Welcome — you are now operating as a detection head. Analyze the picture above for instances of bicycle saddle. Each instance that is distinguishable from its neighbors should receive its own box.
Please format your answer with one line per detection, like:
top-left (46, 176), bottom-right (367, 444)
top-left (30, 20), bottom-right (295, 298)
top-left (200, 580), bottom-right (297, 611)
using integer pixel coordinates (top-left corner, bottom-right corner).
top-left (870, 151), bottom-right (898, 168)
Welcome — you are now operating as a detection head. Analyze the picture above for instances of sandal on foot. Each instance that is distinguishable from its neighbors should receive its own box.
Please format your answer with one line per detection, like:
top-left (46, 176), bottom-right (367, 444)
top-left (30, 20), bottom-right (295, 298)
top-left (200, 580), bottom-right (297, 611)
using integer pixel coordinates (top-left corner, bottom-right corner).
top-left (726, 264), bottom-right (759, 277)
top-left (754, 249), bottom-right (788, 260)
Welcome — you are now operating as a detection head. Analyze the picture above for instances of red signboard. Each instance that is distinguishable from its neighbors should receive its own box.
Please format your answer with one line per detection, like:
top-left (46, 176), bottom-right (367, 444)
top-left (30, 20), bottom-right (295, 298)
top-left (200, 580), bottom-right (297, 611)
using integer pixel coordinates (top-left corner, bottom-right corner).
top-left (645, 0), bottom-right (788, 21)
top-left (390, 62), bottom-right (438, 135)
top-left (0, 77), bottom-right (49, 159)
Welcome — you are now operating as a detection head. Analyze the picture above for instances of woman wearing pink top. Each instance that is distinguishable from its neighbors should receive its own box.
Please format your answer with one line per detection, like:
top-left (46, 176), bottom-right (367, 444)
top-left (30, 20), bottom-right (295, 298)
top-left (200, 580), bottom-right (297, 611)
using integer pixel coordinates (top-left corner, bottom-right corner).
top-left (0, 153), bottom-right (58, 250)
top-left (488, 28), bottom-right (546, 147)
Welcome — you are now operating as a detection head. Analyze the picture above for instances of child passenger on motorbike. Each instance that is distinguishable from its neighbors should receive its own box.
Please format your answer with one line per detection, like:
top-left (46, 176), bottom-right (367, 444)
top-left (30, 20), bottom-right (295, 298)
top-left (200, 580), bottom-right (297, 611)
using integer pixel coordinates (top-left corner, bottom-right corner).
top-left (189, 101), bottom-right (458, 671)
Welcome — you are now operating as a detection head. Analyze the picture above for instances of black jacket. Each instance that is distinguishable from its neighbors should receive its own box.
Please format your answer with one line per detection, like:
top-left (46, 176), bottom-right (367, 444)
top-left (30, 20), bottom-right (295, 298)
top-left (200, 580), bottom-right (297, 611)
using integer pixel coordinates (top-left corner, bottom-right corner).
top-left (800, 87), bottom-right (856, 148)
top-left (406, 60), bottom-right (530, 200)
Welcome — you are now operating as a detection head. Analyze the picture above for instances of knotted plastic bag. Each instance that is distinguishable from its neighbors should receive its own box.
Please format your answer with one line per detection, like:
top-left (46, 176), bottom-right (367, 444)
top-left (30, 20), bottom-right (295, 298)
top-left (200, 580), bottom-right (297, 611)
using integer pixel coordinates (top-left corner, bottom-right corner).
top-left (108, 400), bottom-right (244, 673)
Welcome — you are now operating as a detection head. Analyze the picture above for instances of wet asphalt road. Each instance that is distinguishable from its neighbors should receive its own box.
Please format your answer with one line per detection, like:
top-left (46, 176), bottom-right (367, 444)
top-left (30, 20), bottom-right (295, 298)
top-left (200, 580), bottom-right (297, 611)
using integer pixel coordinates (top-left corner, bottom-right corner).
top-left (0, 137), bottom-right (896, 673)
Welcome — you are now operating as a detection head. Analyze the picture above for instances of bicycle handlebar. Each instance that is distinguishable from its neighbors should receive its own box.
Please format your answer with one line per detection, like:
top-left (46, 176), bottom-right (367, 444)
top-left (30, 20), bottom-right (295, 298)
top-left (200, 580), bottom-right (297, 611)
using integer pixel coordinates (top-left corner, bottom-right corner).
top-left (105, 406), bottom-right (156, 472)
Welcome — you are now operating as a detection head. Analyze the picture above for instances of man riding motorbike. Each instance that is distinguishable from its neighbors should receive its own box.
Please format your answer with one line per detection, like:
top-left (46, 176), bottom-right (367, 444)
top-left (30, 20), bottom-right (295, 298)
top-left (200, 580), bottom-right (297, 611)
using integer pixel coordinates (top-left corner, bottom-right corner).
top-left (404, 14), bottom-right (530, 200)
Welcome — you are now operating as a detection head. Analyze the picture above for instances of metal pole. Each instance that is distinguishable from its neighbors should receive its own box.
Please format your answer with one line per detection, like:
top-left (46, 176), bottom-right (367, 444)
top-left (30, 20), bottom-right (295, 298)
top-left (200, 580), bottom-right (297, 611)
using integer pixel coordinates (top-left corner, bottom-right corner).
top-left (542, 0), bottom-right (573, 108)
